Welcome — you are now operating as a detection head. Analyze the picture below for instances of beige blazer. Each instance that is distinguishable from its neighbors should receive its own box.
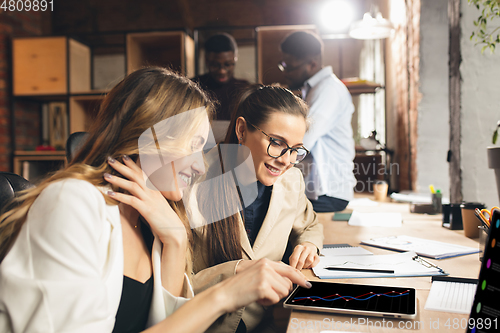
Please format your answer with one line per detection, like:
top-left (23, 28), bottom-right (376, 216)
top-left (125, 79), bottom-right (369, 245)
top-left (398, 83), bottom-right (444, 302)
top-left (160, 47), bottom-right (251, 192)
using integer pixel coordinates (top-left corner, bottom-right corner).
top-left (0, 179), bottom-right (193, 333)
top-left (192, 167), bottom-right (324, 333)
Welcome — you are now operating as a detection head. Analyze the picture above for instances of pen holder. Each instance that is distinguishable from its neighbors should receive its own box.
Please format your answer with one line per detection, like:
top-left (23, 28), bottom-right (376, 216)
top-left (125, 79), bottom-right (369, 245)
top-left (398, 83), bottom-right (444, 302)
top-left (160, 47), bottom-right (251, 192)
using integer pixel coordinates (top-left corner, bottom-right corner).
top-left (479, 225), bottom-right (489, 262)
top-left (431, 193), bottom-right (442, 213)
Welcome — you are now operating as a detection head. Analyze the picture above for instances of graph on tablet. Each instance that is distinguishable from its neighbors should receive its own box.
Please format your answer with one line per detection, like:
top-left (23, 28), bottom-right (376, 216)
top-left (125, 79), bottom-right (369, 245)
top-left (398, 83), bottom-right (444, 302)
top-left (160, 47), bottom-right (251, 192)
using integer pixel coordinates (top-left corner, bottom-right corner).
top-left (284, 281), bottom-right (416, 318)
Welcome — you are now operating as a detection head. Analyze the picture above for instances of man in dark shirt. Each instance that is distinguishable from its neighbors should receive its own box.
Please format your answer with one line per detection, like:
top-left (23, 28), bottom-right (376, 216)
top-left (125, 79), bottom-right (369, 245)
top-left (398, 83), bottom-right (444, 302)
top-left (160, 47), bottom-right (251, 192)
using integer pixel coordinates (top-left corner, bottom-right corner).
top-left (193, 33), bottom-right (249, 120)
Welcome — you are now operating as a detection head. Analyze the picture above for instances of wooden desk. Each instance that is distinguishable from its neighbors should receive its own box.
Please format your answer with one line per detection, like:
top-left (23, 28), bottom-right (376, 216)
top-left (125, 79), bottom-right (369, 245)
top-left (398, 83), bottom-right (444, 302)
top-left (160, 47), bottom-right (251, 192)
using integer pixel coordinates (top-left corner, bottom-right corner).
top-left (286, 200), bottom-right (481, 333)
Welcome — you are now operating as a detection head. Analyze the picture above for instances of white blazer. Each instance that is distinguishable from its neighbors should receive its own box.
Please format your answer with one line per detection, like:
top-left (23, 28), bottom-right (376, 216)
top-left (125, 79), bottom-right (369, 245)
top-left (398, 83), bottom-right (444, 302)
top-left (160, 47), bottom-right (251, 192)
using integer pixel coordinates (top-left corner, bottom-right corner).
top-left (0, 179), bottom-right (193, 333)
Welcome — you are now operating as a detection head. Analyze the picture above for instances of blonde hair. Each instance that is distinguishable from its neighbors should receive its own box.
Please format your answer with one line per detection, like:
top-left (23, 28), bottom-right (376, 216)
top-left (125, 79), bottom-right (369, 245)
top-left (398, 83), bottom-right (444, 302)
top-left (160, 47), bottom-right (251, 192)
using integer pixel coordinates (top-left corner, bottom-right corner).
top-left (0, 67), bottom-right (213, 275)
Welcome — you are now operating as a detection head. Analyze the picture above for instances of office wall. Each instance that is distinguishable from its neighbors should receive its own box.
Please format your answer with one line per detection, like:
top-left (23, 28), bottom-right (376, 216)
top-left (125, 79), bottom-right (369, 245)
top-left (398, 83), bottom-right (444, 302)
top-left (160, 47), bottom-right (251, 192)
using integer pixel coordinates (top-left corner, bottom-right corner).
top-left (416, 0), bottom-right (450, 197)
top-left (460, 1), bottom-right (500, 207)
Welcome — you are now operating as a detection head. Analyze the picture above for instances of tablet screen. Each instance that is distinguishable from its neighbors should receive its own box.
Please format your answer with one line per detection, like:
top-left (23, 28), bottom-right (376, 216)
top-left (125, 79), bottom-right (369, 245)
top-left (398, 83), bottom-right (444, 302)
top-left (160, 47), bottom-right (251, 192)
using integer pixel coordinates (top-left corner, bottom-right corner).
top-left (284, 281), bottom-right (416, 318)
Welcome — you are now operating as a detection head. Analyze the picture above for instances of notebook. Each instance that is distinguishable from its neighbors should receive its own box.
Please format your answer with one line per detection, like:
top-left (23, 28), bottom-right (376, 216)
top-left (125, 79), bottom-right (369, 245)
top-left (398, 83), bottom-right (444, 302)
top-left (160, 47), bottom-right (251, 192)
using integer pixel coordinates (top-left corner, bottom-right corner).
top-left (321, 243), bottom-right (373, 256)
top-left (361, 235), bottom-right (480, 259)
top-left (425, 276), bottom-right (478, 314)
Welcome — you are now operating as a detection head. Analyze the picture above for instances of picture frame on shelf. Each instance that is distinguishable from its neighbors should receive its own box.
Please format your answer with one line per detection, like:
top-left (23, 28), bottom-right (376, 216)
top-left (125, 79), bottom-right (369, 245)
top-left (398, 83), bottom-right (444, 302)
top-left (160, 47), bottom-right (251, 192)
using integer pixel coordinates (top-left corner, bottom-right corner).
top-left (48, 102), bottom-right (68, 150)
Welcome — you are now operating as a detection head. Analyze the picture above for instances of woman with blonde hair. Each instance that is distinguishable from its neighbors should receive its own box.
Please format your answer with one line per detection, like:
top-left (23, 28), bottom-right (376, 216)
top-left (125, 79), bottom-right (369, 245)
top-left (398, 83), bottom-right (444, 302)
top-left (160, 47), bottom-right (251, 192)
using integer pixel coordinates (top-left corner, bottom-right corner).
top-left (0, 67), bottom-right (310, 333)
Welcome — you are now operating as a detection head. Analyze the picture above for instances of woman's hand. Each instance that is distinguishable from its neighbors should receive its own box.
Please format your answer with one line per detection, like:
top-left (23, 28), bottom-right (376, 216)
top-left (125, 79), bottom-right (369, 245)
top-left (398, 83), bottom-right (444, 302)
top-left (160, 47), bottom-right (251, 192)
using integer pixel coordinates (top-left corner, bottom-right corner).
top-left (104, 156), bottom-right (187, 244)
top-left (215, 258), bottom-right (312, 313)
top-left (289, 242), bottom-right (320, 270)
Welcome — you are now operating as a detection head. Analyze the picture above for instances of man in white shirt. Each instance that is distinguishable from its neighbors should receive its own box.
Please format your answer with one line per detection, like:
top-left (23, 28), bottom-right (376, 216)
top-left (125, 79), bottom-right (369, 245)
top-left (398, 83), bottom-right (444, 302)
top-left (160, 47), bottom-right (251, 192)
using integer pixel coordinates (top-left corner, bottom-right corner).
top-left (279, 31), bottom-right (356, 212)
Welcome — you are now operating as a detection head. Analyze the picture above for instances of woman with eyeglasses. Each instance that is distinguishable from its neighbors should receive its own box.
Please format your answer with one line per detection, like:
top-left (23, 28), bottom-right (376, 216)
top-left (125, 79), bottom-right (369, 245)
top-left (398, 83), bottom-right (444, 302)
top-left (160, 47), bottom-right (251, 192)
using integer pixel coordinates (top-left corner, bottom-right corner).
top-left (191, 85), bottom-right (323, 333)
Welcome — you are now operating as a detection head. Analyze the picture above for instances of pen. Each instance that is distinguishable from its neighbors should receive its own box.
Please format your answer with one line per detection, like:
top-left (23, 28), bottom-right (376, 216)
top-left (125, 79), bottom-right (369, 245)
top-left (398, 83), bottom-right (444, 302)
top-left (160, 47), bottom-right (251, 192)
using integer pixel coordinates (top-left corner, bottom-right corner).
top-left (324, 267), bottom-right (394, 274)
top-left (429, 184), bottom-right (436, 194)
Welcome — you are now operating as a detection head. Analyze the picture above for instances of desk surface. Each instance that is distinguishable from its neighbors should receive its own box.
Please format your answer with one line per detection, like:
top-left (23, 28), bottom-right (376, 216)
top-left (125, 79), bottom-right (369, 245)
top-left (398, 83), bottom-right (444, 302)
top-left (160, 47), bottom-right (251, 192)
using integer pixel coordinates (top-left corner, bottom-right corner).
top-left (286, 199), bottom-right (481, 333)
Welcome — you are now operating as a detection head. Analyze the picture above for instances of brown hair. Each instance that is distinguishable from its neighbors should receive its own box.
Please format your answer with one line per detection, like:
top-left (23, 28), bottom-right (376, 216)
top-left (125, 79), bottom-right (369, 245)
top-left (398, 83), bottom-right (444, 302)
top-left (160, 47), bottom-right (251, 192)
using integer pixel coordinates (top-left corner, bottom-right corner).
top-left (0, 67), bottom-right (213, 271)
top-left (201, 84), bottom-right (308, 267)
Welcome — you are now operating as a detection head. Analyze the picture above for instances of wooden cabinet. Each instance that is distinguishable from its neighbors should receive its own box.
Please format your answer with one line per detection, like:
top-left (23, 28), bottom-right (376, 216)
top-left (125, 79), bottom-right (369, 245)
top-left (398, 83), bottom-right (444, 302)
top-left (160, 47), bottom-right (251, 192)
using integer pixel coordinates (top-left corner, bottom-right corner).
top-left (13, 37), bottom-right (91, 96)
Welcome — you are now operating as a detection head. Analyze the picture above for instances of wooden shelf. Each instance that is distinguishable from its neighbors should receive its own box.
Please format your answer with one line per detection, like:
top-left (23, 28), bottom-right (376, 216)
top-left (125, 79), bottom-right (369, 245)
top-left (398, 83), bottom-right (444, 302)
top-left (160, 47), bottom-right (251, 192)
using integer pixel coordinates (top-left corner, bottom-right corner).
top-left (126, 31), bottom-right (195, 77)
top-left (14, 151), bottom-right (66, 156)
top-left (69, 94), bottom-right (106, 133)
top-left (343, 81), bottom-right (383, 95)
top-left (13, 151), bottom-right (67, 183)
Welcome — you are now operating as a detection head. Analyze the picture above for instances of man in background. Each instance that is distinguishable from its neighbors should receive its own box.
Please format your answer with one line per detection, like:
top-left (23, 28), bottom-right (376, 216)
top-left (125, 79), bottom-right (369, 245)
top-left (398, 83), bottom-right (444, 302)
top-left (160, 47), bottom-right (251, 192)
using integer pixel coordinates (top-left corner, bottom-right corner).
top-left (279, 31), bottom-right (356, 212)
top-left (193, 33), bottom-right (249, 121)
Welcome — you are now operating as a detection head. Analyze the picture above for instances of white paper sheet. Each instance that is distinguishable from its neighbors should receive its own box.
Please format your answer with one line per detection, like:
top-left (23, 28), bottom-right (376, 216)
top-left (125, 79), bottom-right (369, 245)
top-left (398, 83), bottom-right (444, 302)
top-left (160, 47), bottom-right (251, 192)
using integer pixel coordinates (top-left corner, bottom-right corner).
top-left (347, 198), bottom-right (379, 207)
top-left (348, 210), bottom-right (402, 227)
top-left (361, 235), bottom-right (480, 259)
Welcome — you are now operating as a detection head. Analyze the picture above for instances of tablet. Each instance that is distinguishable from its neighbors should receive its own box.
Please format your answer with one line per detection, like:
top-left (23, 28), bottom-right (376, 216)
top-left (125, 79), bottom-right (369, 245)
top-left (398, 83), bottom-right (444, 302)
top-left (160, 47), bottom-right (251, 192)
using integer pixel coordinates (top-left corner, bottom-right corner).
top-left (284, 281), bottom-right (417, 319)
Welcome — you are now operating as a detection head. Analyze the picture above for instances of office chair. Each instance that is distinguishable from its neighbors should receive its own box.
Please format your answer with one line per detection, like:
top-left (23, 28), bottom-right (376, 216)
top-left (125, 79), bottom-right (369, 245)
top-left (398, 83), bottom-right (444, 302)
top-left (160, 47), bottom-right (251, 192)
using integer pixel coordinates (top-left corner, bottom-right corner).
top-left (0, 172), bottom-right (34, 214)
top-left (66, 132), bottom-right (89, 162)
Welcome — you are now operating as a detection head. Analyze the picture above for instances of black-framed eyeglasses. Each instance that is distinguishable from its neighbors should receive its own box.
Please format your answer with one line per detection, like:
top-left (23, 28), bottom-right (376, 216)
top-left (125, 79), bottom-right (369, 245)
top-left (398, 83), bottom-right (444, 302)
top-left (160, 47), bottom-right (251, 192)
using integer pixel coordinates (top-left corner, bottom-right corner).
top-left (207, 61), bottom-right (236, 71)
top-left (247, 121), bottom-right (309, 164)
top-left (277, 60), bottom-right (308, 73)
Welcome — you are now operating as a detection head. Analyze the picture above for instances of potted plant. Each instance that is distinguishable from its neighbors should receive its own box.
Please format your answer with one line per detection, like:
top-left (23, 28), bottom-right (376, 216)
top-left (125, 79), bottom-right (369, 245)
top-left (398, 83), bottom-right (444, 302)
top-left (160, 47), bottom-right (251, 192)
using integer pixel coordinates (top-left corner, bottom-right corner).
top-left (488, 122), bottom-right (500, 203)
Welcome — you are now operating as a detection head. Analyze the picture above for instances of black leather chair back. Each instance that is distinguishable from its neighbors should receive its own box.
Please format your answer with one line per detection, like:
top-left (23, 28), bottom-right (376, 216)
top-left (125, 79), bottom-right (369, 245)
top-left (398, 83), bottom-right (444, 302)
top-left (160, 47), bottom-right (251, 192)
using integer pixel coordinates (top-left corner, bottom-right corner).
top-left (0, 172), bottom-right (34, 214)
top-left (66, 132), bottom-right (89, 162)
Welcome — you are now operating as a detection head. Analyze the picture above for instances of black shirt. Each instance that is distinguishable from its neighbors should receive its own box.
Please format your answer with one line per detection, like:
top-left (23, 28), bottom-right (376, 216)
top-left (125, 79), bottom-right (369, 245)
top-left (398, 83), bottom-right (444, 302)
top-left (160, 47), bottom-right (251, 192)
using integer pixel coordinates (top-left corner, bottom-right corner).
top-left (242, 181), bottom-right (272, 246)
top-left (192, 74), bottom-right (250, 120)
top-left (112, 222), bottom-right (154, 333)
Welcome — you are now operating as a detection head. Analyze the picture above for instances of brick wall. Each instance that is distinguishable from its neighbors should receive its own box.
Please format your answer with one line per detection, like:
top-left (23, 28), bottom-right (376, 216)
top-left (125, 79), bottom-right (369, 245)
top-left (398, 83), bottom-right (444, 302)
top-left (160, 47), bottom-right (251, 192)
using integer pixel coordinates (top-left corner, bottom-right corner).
top-left (0, 10), bottom-right (49, 171)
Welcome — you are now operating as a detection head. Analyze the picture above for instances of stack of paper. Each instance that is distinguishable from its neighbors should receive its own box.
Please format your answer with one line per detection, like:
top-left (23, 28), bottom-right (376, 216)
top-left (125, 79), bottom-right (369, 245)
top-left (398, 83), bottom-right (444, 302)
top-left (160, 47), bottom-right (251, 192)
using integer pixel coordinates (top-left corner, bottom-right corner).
top-left (361, 235), bottom-right (480, 259)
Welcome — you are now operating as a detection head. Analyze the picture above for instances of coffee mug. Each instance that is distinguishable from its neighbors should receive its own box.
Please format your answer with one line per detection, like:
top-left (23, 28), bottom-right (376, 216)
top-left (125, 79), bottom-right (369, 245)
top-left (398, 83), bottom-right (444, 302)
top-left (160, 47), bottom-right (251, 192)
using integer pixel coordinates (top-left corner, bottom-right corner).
top-left (460, 202), bottom-right (486, 238)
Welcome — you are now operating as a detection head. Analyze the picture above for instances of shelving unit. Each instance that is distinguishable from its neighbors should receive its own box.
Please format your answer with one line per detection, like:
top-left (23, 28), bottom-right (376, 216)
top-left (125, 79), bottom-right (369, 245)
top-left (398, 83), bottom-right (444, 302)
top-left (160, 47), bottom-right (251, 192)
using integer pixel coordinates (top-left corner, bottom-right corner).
top-left (11, 30), bottom-right (194, 179)
top-left (69, 93), bottom-right (106, 133)
top-left (127, 31), bottom-right (195, 77)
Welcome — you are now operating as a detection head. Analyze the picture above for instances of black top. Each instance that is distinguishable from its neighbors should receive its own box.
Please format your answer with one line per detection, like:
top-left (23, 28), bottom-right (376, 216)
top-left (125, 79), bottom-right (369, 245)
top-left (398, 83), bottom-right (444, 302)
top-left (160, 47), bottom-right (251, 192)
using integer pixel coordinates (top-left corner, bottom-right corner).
top-left (242, 181), bottom-right (272, 246)
top-left (192, 74), bottom-right (250, 120)
top-left (112, 221), bottom-right (154, 333)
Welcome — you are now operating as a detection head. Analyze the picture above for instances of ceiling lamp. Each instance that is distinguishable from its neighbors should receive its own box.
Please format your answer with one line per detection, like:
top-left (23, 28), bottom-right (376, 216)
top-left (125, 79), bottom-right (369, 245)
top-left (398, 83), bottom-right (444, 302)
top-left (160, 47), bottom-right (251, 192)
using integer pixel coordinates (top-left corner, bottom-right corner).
top-left (349, 12), bottom-right (394, 40)
top-left (319, 0), bottom-right (355, 32)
